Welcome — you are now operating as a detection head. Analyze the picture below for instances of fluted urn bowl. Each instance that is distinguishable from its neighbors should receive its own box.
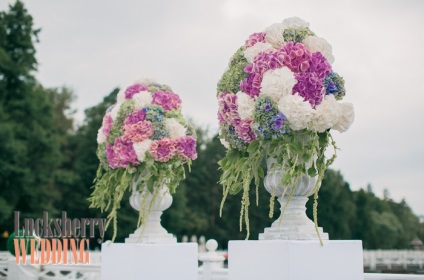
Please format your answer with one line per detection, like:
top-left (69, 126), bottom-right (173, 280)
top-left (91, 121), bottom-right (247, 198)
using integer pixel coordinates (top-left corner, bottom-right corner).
top-left (259, 158), bottom-right (328, 240)
top-left (125, 183), bottom-right (176, 244)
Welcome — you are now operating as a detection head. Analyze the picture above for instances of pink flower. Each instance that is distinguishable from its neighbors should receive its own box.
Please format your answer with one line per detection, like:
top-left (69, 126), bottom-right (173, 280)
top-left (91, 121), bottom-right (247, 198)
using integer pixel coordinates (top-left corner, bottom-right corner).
top-left (176, 136), bottom-right (197, 160)
top-left (102, 114), bottom-right (113, 137)
top-left (235, 119), bottom-right (256, 143)
top-left (217, 92), bottom-right (240, 126)
top-left (245, 32), bottom-right (266, 48)
top-left (125, 84), bottom-right (148, 99)
top-left (152, 91), bottom-right (182, 111)
top-left (123, 120), bottom-right (153, 142)
top-left (106, 137), bottom-right (139, 168)
top-left (149, 138), bottom-right (177, 162)
top-left (124, 110), bottom-right (146, 125)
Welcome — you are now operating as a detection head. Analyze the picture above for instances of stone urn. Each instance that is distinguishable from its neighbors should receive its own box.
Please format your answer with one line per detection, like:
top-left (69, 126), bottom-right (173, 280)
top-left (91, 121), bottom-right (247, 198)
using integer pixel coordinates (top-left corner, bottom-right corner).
top-left (125, 182), bottom-right (176, 244)
top-left (259, 157), bottom-right (328, 240)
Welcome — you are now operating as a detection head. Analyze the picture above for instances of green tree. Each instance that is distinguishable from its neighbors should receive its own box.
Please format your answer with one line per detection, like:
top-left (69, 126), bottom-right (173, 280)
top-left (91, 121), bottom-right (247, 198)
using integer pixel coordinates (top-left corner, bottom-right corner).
top-left (0, 1), bottom-right (61, 234)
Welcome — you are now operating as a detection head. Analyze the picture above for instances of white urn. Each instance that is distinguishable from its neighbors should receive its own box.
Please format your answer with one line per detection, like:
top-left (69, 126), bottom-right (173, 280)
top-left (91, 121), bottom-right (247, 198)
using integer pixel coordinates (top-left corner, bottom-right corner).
top-left (125, 183), bottom-right (177, 244)
top-left (259, 158), bottom-right (328, 240)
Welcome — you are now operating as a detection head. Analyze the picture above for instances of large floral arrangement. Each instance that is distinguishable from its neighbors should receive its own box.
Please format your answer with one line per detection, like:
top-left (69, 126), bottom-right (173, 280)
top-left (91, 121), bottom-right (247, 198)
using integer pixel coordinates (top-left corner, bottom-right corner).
top-left (217, 17), bottom-right (354, 238)
top-left (89, 78), bottom-right (197, 240)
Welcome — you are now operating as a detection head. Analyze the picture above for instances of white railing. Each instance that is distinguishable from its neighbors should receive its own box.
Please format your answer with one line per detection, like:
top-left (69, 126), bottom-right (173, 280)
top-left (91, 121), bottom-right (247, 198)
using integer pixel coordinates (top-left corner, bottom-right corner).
top-left (2, 245), bottom-right (424, 280)
top-left (364, 250), bottom-right (424, 272)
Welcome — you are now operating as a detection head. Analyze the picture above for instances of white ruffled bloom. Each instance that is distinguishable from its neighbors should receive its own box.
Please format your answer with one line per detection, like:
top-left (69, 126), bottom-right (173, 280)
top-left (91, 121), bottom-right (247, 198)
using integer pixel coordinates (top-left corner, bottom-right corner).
top-left (116, 89), bottom-right (126, 103)
top-left (110, 103), bottom-right (121, 121)
top-left (97, 128), bottom-right (106, 144)
top-left (243, 42), bottom-right (274, 63)
top-left (304, 36), bottom-right (335, 64)
top-left (132, 91), bottom-right (152, 109)
top-left (281, 17), bottom-right (310, 30)
top-left (236, 91), bottom-right (255, 120)
top-left (278, 94), bottom-right (314, 130)
top-left (165, 118), bottom-right (187, 139)
top-left (133, 140), bottom-right (153, 162)
top-left (310, 95), bottom-right (340, 132)
top-left (134, 77), bottom-right (156, 85)
top-left (265, 23), bottom-right (285, 49)
top-left (220, 138), bottom-right (230, 149)
top-left (333, 102), bottom-right (354, 132)
top-left (260, 67), bottom-right (296, 103)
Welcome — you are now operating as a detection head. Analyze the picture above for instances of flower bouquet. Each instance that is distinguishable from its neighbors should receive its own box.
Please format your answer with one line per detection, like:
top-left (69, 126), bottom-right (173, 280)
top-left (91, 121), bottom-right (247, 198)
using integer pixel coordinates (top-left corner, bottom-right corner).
top-left (217, 17), bottom-right (354, 239)
top-left (89, 78), bottom-right (197, 241)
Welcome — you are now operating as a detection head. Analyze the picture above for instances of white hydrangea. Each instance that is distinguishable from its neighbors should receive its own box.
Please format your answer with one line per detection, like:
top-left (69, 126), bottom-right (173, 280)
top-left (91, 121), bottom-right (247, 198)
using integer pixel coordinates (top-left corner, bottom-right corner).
top-left (133, 140), bottom-right (153, 162)
top-left (132, 91), bottom-right (152, 109)
top-left (281, 17), bottom-right (310, 30)
top-left (310, 95), bottom-right (340, 132)
top-left (220, 138), bottom-right (230, 149)
top-left (165, 118), bottom-right (187, 139)
top-left (304, 36), bottom-right (335, 64)
top-left (278, 94), bottom-right (314, 131)
top-left (260, 67), bottom-right (296, 103)
top-left (243, 42), bottom-right (274, 63)
top-left (236, 91), bottom-right (255, 120)
top-left (134, 77), bottom-right (156, 85)
top-left (116, 89), bottom-right (126, 104)
top-left (110, 103), bottom-right (121, 121)
top-left (264, 23), bottom-right (285, 49)
top-left (97, 128), bottom-right (106, 144)
top-left (333, 102), bottom-right (354, 132)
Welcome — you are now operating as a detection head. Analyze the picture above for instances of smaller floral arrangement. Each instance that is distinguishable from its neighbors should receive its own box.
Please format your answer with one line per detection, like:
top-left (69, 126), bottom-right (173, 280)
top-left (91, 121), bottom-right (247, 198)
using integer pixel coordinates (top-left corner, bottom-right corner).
top-left (217, 17), bottom-right (354, 239)
top-left (89, 78), bottom-right (197, 241)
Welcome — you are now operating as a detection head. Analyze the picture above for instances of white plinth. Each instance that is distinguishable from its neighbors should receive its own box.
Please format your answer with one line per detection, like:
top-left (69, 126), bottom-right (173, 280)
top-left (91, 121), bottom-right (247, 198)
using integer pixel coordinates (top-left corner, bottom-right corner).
top-left (229, 240), bottom-right (363, 280)
top-left (101, 243), bottom-right (198, 280)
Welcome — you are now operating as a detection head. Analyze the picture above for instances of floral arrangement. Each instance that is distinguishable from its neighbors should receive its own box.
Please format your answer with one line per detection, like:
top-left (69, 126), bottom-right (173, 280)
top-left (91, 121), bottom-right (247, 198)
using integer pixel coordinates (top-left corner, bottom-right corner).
top-left (89, 78), bottom-right (197, 241)
top-left (217, 17), bottom-right (354, 238)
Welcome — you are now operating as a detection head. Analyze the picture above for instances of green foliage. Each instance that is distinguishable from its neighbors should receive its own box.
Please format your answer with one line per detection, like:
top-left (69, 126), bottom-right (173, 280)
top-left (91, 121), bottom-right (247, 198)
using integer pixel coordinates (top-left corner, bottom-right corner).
top-left (283, 27), bottom-right (315, 43)
top-left (217, 47), bottom-right (248, 94)
top-left (219, 129), bottom-right (337, 240)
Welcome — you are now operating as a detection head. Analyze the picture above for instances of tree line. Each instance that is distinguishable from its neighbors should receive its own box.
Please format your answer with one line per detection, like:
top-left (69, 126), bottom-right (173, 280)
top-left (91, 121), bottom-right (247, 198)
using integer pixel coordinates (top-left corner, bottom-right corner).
top-left (0, 1), bottom-right (422, 250)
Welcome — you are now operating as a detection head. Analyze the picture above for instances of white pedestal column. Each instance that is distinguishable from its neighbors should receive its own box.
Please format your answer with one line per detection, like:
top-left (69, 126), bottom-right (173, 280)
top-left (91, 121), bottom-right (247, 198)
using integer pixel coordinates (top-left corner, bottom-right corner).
top-left (229, 240), bottom-right (363, 280)
top-left (101, 243), bottom-right (198, 280)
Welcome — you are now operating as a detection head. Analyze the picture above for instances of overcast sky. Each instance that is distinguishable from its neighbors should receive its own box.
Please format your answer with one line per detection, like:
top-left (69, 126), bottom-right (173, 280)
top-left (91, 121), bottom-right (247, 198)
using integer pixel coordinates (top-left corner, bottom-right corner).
top-left (2, 0), bottom-right (423, 217)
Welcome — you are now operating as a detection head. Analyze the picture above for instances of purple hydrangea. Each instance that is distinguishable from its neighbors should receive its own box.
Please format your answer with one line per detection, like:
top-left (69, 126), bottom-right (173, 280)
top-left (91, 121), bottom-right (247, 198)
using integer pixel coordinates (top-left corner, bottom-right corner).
top-left (245, 32), bottom-right (266, 48)
top-left (125, 84), bottom-right (149, 99)
top-left (106, 137), bottom-right (139, 169)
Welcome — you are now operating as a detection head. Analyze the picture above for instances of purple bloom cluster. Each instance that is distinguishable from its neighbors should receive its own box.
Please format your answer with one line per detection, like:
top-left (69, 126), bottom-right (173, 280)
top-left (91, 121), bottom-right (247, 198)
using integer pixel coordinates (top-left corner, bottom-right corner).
top-left (125, 84), bottom-right (148, 99)
top-left (245, 32), bottom-right (266, 48)
top-left (217, 92), bottom-right (240, 127)
top-left (106, 137), bottom-right (139, 169)
top-left (240, 42), bottom-right (332, 107)
top-left (124, 110), bottom-right (146, 125)
top-left (152, 91), bottom-right (182, 111)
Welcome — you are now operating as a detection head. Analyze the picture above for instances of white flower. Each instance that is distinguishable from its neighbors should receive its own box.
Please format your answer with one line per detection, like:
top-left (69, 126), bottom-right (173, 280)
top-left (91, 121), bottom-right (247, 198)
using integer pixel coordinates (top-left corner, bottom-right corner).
top-left (110, 103), bottom-right (121, 121)
top-left (265, 23), bottom-right (285, 49)
top-left (117, 89), bottom-right (126, 103)
top-left (97, 128), bottom-right (106, 144)
top-left (165, 118), bottom-right (186, 138)
top-left (281, 17), bottom-right (310, 30)
top-left (310, 95), bottom-right (340, 132)
top-left (220, 138), bottom-right (230, 149)
top-left (278, 94), bottom-right (314, 131)
top-left (304, 36), bottom-right (335, 64)
top-left (236, 91), bottom-right (255, 120)
top-left (132, 91), bottom-right (152, 109)
top-left (133, 140), bottom-right (153, 162)
top-left (333, 102), bottom-right (354, 132)
top-left (260, 67), bottom-right (296, 103)
top-left (134, 77), bottom-right (156, 85)
top-left (243, 42), bottom-right (274, 63)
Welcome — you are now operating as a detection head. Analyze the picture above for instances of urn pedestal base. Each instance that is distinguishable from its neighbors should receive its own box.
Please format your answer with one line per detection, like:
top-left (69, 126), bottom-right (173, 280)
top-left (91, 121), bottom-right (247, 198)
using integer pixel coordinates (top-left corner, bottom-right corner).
top-left (101, 243), bottom-right (198, 280)
top-left (259, 197), bottom-right (328, 240)
top-left (229, 240), bottom-right (363, 280)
